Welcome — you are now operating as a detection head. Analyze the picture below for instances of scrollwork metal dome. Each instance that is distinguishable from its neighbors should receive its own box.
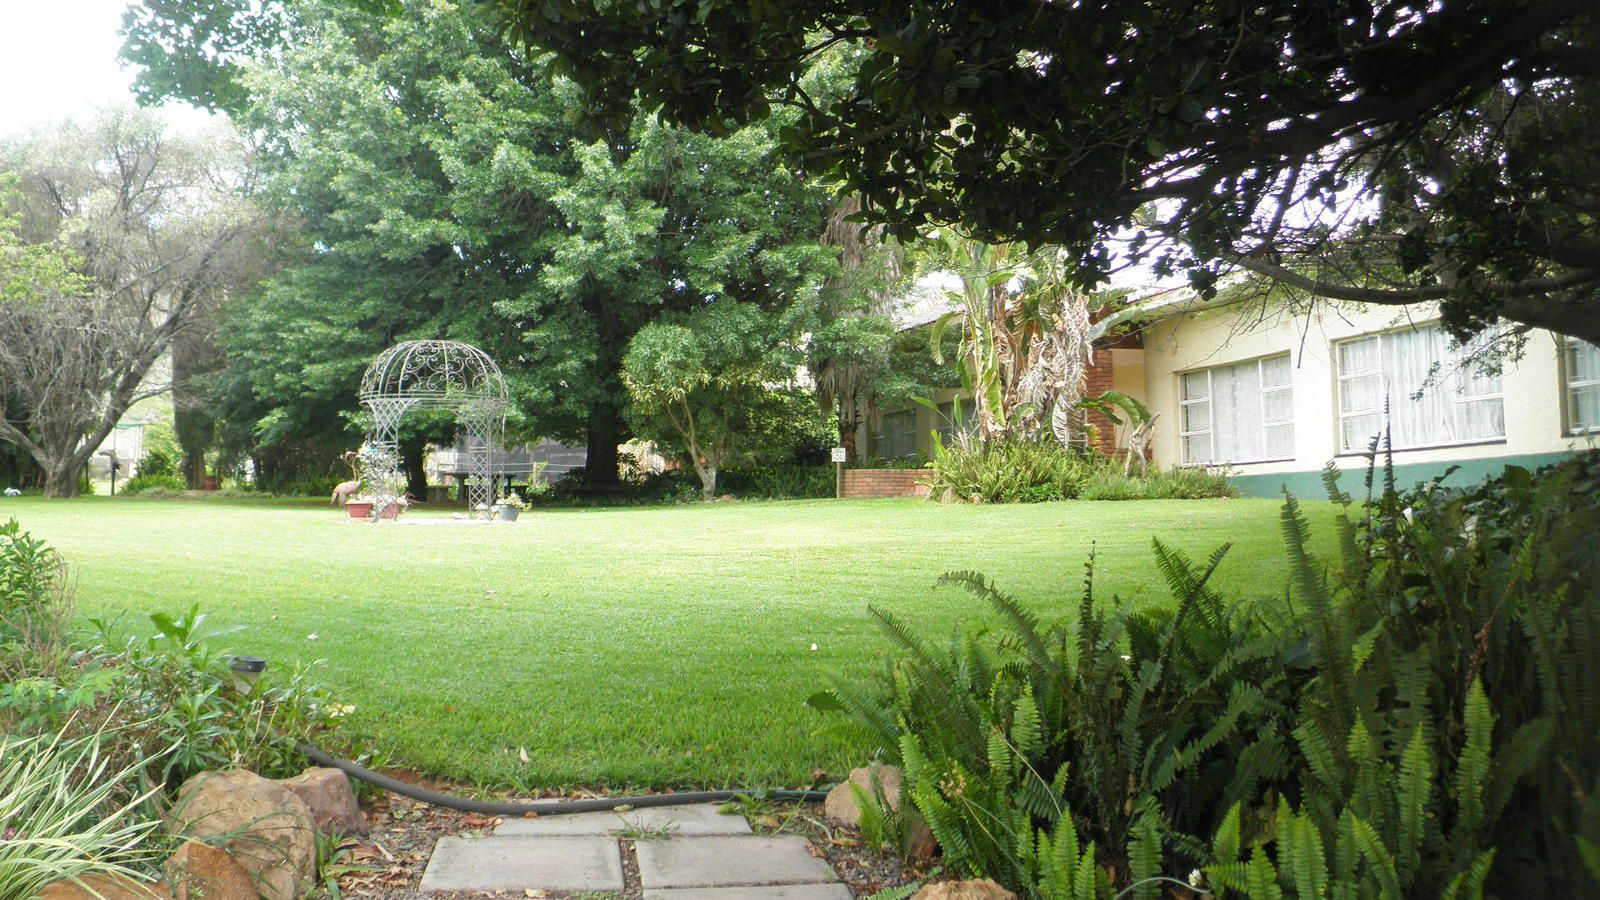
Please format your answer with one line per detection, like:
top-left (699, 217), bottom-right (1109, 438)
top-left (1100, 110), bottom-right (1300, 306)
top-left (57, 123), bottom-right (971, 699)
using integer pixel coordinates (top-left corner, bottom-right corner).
top-left (357, 340), bottom-right (509, 518)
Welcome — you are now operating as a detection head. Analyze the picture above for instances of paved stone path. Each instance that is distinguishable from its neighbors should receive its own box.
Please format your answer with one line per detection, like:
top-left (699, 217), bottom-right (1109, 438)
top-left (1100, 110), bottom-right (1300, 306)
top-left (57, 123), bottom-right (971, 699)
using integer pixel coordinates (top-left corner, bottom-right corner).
top-left (419, 802), bottom-right (852, 898)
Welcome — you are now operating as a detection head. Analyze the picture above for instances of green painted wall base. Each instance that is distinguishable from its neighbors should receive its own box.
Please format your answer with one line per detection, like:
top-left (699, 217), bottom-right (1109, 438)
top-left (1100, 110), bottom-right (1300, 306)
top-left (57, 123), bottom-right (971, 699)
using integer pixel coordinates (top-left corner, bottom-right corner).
top-left (1230, 451), bottom-right (1584, 499)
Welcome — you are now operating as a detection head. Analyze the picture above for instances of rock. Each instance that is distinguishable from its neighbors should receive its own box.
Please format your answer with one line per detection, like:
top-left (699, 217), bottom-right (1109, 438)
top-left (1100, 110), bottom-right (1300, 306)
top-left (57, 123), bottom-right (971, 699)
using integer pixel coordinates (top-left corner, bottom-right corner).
top-left (36, 873), bottom-right (170, 899)
top-left (167, 841), bottom-right (262, 900)
top-left (167, 769), bottom-right (316, 900)
top-left (912, 879), bottom-right (1019, 900)
top-left (824, 764), bottom-right (905, 825)
top-left (274, 767), bottom-right (369, 836)
top-left (906, 818), bottom-right (939, 860)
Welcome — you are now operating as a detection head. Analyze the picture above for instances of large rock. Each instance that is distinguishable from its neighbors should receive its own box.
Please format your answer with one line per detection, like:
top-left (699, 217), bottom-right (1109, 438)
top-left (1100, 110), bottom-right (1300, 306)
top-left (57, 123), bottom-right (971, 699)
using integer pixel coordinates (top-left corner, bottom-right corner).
top-left (823, 764), bottom-right (905, 825)
top-left (166, 841), bottom-right (262, 900)
top-left (912, 879), bottom-right (1019, 900)
top-left (36, 873), bottom-right (170, 899)
top-left (274, 767), bottom-right (369, 836)
top-left (167, 769), bottom-right (316, 900)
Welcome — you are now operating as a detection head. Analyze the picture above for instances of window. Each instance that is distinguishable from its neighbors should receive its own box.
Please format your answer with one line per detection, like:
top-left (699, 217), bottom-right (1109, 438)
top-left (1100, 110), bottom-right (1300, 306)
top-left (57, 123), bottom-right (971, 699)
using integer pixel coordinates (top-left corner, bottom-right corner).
top-left (1336, 323), bottom-right (1503, 453)
top-left (1179, 354), bottom-right (1295, 465)
top-left (1568, 339), bottom-right (1600, 433)
top-left (878, 408), bottom-right (919, 459)
top-left (936, 399), bottom-right (975, 442)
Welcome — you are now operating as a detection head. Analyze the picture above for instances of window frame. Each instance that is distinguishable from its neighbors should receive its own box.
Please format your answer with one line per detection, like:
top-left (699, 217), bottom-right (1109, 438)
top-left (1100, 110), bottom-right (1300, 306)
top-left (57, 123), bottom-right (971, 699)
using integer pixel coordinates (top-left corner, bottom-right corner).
top-left (1565, 337), bottom-right (1600, 435)
top-left (1332, 321), bottom-right (1507, 455)
top-left (1177, 352), bottom-right (1296, 467)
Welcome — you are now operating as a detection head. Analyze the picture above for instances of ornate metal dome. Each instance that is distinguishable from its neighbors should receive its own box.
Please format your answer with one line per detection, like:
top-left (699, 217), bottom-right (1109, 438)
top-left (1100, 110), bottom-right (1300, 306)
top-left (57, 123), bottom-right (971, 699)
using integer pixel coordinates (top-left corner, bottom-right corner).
top-left (359, 339), bottom-right (508, 406)
top-left (356, 340), bottom-right (509, 519)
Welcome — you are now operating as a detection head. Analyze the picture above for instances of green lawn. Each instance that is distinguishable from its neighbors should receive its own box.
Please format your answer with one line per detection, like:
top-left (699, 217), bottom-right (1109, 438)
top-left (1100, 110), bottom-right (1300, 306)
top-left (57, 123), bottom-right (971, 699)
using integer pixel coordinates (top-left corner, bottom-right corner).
top-left (5, 495), bottom-right (1336, 791)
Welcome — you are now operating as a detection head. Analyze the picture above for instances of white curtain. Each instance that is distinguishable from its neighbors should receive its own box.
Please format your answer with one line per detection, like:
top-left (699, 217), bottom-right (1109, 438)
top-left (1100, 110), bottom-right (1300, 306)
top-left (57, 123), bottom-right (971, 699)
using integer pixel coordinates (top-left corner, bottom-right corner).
top-left (1182, 355), bottom-right (1294, 464)
top-left (1340, 324), bottom-right (1504, 451)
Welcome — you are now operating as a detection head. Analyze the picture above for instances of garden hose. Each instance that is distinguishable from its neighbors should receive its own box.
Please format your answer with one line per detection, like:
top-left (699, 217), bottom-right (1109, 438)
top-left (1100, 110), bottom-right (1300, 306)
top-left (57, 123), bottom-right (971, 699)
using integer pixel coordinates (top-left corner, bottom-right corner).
top-left (295, 742), bottom-right (831, 816)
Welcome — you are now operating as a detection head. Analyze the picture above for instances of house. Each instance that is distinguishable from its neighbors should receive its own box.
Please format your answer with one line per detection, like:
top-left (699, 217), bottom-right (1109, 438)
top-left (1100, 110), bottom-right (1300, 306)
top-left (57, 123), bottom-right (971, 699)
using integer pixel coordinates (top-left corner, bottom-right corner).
top-left (858, 288), bottom-right (1598, 497)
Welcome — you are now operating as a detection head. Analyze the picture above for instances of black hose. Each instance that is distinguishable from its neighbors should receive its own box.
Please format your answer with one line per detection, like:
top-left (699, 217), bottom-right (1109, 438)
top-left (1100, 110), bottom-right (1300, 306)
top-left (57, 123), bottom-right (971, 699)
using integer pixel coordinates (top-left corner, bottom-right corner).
top-left (296, 743), bottom-right (831, 816)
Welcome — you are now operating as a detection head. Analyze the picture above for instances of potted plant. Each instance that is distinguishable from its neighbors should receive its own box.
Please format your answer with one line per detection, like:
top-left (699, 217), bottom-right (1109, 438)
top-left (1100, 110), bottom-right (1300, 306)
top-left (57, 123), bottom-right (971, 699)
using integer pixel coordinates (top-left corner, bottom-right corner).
top-left (346, 496), bottom-right (375, 519)
top-left (493, 493), bottom-right (525, 522)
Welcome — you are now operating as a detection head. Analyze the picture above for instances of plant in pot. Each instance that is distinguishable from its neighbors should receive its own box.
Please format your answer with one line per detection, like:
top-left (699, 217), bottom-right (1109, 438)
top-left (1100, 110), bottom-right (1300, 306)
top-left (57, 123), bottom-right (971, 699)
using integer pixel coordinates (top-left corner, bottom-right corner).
top-left (493, 492), bottom-right (525, 521)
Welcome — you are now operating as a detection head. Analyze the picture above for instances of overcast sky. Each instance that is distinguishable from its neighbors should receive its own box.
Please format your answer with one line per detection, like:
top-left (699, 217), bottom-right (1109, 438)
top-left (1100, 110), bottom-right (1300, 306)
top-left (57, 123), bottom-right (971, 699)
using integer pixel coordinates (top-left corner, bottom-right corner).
top-left (0, 0), bottom-right (215, 136)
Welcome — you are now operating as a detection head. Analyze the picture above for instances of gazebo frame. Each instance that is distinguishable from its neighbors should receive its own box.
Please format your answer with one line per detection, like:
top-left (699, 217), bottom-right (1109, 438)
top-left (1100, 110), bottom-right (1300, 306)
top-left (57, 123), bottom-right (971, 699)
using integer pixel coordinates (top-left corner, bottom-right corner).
top-left (358, 340), bottom-right (508, 518)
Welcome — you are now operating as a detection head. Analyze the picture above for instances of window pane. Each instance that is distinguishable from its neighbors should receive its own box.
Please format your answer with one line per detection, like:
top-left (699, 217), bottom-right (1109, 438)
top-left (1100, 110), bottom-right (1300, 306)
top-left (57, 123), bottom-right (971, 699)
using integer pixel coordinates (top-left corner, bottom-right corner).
top-left (1341, 373), bottom-right (1382, 415)
top-left (1342, 413), bottom-right (1384, 453)
top-left (1212, 361), bottom-right (1263, 463)
top-left (1260, 354), bottom-right (1292, 389)
top-left (1339, 337), bottom-right (1379, 374)
top-left (1265, 423), bottom-right (1295, 459)
top-left (1574, 384), bottom-right (1600, 431)
top-left (1384, 325), bottom-right (1457, 447)
top-left (1456, 398), bottom-right (1505, 441)
top-left (1183, 433), bottom-right (1212, 465)
top-left (1181, 372), bottom-right (1209, 401)
top-left (1182, 400), bottom-right (1211, 434)
top-left (1572, 340), bottom-right (1600, 384)
top-left (1262, 387), bottom-right (1294, 425)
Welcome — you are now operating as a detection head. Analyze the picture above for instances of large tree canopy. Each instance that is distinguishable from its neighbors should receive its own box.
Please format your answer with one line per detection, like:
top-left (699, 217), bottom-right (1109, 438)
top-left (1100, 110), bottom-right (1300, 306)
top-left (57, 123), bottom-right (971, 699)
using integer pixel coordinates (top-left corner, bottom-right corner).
top-left (489, 0), bottom-right (1600, 344)
top-left (187, 0), bottom-right (835, 485)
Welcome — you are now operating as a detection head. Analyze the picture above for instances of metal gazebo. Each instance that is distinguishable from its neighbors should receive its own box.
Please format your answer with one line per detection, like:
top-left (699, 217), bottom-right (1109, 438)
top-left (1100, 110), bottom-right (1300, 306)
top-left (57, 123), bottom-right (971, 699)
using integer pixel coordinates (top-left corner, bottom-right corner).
top-left (358, 340), bottom-right (508, 518)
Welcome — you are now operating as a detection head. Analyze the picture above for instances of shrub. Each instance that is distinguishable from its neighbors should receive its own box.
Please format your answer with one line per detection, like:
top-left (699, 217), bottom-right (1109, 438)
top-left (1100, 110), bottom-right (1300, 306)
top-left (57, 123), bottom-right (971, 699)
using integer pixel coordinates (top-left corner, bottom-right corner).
top-left (0, 519), bottom-right (72, 679)
top-left (818, 450), bottom-right (1600, 897)
top-left (119, 474), bottom-right (185, 496)
top-left (1077, 463), bottom-right (1236, 500)
top-left (720, 464), bottom-right (834, 499)
top-left (135, 449), bottom-right (177, 479)
top-left (0, 728), bottom-right (162, 900)
top-left (925, 437), bottom-right (1094, 502)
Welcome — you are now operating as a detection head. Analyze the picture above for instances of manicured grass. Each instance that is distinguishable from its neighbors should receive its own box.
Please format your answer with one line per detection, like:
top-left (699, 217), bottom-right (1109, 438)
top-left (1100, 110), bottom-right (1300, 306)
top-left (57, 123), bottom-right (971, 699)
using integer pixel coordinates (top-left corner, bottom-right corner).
top-left (5, 495), bottom-right (1337, 790)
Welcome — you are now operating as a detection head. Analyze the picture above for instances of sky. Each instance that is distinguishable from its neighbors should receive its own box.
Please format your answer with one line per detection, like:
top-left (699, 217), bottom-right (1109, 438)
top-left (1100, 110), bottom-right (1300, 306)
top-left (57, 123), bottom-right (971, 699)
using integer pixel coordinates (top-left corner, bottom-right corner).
top-left (0, 0), bottom-right (215, 136)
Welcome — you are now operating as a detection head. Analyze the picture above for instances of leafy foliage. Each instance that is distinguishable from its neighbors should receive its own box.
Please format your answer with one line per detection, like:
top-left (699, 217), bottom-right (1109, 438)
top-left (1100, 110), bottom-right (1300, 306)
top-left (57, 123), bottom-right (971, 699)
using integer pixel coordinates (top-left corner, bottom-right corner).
top-left (926, 438), bottom-right (1234, 504)
top-left (821, 450), bottom-right (1600, 896)
top-left (120, 474), bottom-right (186, 496)
top-left (0, 728), bottom-right (163, 900)
top-left (492, 0), bottom-right (1600, 345)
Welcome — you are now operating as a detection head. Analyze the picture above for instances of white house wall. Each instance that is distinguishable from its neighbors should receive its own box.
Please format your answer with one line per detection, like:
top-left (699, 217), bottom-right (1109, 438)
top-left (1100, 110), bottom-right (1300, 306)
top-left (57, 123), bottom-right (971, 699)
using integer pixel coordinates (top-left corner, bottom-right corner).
top-left (1139, 302), bottom-right (1596, 494)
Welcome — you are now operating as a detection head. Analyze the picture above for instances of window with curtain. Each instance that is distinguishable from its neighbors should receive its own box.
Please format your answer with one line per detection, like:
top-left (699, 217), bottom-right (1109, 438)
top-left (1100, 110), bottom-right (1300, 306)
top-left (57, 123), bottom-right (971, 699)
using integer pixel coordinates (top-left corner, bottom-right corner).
top-left (1336, 323), bottom-right (1504, 453)
top-left (878, 409), bottom-right (920, 459)
top-left (1569, 339), bottom-right (1600, 433)
top-left (1179, 354), bottom-right (1295, 465)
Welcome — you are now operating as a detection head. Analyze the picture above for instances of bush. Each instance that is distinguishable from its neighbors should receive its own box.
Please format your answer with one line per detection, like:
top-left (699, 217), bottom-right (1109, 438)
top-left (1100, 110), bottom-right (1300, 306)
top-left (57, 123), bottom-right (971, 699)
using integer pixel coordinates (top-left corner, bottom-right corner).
top-left (0, 518), bottom-right (73, 679)
top-left (925, 437), bottom-right (1093, 502)
top-left (0, 728), bottom-right (162, 900)
top-left (720, 464), bottom-right (834, 499)
top-left (119, 474), bottom-right (185, 496)
top-left (818, 450), bottom-right (1600, 897)
top-left (135, 449), bottom-right (177, 479)
top-left (1077, 463), bottom-right (1236, 500)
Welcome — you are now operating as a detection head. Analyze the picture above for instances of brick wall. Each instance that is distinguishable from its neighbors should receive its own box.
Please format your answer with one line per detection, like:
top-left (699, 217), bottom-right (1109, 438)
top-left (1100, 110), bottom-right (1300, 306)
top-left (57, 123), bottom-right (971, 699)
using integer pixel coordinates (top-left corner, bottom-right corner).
top-left (840, 468), bottom-right (931, 499)
top-left (1085, 348), bottom-right (1118, 455)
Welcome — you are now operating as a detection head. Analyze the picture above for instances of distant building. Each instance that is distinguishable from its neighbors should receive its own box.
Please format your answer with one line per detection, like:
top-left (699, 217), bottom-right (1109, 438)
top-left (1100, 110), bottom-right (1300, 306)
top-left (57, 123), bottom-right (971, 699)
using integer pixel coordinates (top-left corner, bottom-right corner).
top-left (861, 289), bottom-right (1597, 496)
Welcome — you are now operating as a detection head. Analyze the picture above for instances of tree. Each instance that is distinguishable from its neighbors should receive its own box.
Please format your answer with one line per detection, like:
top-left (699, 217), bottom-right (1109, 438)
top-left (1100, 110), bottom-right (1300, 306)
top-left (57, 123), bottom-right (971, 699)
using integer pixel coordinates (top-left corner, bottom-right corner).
top-left (810, 198), bottom-right (902, 463)
top-left (622, 302), bottom-right (808, 500)
top-left (187, 0), bottom-right (835, 487)
top-left (489, 0), bottom-right (1600, 345)
top-left (0, 112), bottom-right (266, 497)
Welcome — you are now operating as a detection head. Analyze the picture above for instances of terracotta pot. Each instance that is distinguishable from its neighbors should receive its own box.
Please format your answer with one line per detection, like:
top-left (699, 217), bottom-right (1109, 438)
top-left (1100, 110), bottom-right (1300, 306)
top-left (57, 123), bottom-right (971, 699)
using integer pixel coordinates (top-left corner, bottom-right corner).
top-left (377, 502), bottom-right (401, 520)
top-left (346, 501), bottom-right (373, 519)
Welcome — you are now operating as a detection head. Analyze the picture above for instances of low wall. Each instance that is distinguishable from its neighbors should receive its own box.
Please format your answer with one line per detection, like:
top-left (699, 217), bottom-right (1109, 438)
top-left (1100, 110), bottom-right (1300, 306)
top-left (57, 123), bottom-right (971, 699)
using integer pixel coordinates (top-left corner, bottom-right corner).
top-left (840, 468), bottom-right (931, 499)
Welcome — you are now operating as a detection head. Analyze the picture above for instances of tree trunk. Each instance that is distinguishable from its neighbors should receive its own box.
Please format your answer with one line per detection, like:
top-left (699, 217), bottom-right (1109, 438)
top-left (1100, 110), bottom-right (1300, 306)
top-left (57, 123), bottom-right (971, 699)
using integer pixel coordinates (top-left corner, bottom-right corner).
top-left (839, 400), bottom-right (860, 462)
top-left (401, 434), bottom-right (429, 499)
top-left (694, 461), bottom-right (718, 500)
top-left (43, 462), bottom-right (81, 498)
top-left (183, 451), bottom-right (207, 489)
top-left (585, 405), bottom-right (623, 487)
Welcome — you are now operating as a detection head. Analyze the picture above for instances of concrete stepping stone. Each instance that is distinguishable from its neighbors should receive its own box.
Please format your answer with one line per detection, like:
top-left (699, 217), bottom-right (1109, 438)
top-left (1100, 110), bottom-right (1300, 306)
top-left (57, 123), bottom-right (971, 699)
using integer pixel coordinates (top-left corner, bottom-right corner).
top-left (419, 835), bottom-right (623, 893)
top-left (644, 886), bottom-right (854, 899)
top-left (496, 803), bottom-right (753, 837)
top-left (636, 835), bottom-right (840, 890)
